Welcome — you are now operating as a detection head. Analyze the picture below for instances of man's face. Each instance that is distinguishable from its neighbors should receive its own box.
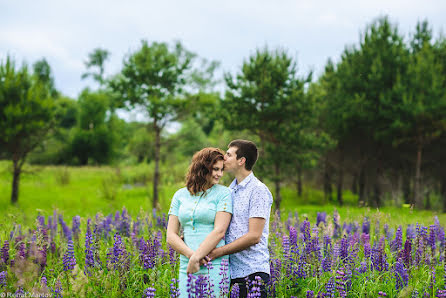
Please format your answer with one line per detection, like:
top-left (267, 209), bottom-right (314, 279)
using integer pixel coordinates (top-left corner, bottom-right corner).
top-left (224, 146), bottom-right (241, 173)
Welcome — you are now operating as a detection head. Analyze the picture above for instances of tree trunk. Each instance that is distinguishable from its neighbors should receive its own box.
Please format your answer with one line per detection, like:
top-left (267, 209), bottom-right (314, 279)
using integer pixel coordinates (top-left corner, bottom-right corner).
top-left (372, 162), bottom-right (382, 208)
top-left (274, 163), bottom-right (281, 210)
top-left (414, 143), bottom-right (423, 209)
top-left (441, 175), bottom-right (446, 213)
top-left (297, 166), bottom-right (302, 197)
top-left (11, 158), bottom-right (21, 204)
top-left (358, 166), bottom-right (366, 206)
top-left (337, 150), bottom-right (344, 206)
top-left (323, 158), bottom-right (332, 202)
top-left (373, 180), bottom-right (381, 208)
top-left (402, 173), bottom-right (411, 204)
top-left (352, 173), bottom-right (358, 195)
top-left (153, 119), bottom-right (161, 210)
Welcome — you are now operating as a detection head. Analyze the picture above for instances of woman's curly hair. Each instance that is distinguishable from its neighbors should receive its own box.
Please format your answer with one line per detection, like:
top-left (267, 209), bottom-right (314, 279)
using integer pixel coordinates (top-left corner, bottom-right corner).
top-left (186, 147), bottom-right (224, 196)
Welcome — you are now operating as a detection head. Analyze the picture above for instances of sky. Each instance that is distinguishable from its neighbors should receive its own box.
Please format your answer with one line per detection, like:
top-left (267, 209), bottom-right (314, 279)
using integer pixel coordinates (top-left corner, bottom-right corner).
top-left (1, 0), bottom-right (446, 102)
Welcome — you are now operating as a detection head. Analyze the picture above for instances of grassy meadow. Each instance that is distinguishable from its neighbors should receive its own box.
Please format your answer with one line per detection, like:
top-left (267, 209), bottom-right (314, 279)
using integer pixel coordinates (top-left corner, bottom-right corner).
top-left (0, 161), bottom-right (445, 296)
top-left (0, 160), bottom-right (444, 229)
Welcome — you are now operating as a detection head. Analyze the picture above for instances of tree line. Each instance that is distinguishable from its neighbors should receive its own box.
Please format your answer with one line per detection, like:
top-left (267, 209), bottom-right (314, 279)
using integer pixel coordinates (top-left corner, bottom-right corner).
top-left (1, 16), bottom-right (445, 212)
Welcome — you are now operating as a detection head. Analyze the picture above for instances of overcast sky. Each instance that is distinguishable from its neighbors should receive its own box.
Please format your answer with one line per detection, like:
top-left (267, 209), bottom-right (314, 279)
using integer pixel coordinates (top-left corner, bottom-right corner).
top-left (1, 0), bottom-right (445, 100)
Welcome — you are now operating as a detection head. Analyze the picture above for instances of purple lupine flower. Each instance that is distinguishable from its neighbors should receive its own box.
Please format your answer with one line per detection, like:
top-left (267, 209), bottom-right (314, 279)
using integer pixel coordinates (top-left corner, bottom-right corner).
top-left (219, 258), bottom-right (230, 296)
top-left (407, 225), bottom-right (416, 241)
top-left (1, 240), bottom-right (9, 266)
top-left (428, 225), bottom-right (437, 253)
top-left (430, 268), bottom-right (436, 293)
top-left (436, 290), bottom-right (446, 297)
top-left (230, 283), bottom-right (240, 298)
top-left (438, 227), bottom-right (445, 262)
top-left (119, 208), bottom-right (131, 237)
top-left (324, 235), bottom-right (332, 255)
top-left (72, 215), bottom-right (81, 240)
top-left (325, 277), bottom-right (335, 297)
top-left (336, 269), bottom-right (347, 297)
top-left (63, 239), bottom-right (76, 272)
top-left (84, 219), bottom-right (95, 275)
top-left (317, 212), bottom-right (327, 226)
top-left (384, 224), bottom-right (393, 241)
top-left (17, 242), bottom-right (26, 259)
top-left (108, 233), bottom-right (128, 270)
top-left (15, 287), bottom-right (25, 296)
top-left (283, 235), bottom-right (290, 260)
top-left (306, 290), bottom-right (314, 298)
top-left (415, 236), bottom-right (425, 266)
top-left (391, 226), bottom-right (403, 252)
top-left (194, 274), bottom-right (213, 297)
top-left (186, 273), bottom-right (196, 297)
top-left (40, 275), bottom-right (47, 287)
top-left (378, 291), bottom-right (387, 297)
top-left (403, 240), bottom-right (412, 268)
top-left (364, 241), bottom-right (371, 259)
top-left (50, 240), bottom-right (56, 255)
top-left (322, 255), bottom-right (332, 272)
top-left (248, 276), bottom-right (262, 297)
top-left (0, 271), bottom-right (7, 288)
top-left (340, 237), bottom-right (349, 261)
top-left (357, 261), bottom-right (368, 274)
top-left (170, 278), bottom-right (180, 298)
top-left (37, 215), bottom-right (45, 227)
top-left (333, 210), bottom-right (341, 238)
top-left (168, 245), bottom-right (177, 266)
top-left (142, 287), bottom-right (156, 297)
top-left (362, 217), bottom-right (370, 235)
top-left (52, 279), bottom-right (63, 298)
top-left (289, 226), bottom-right (298, 248)
top-left (301, 219), bottom-right (311, 243)
top-left (38, 246), bottom-right (47, 270)
top-left (393, 258), bottom-right (409, 291)
top-left (343, 223), bottom-right (353, 235)
top-left (58, 215), bottom-right (72, 240)
top-left (269, 258), bottom-right (281, 296)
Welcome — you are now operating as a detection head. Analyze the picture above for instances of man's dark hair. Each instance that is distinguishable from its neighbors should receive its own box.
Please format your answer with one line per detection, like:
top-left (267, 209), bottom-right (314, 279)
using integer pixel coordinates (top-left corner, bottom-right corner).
top-left (228, 139), bottom-right (258, 171)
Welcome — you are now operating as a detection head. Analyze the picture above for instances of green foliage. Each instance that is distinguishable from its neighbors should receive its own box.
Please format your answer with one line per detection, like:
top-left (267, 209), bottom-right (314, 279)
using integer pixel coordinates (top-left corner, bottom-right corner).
top-left (81, 48), bottom-right (110, 86)
top-left (0, 56), bottom-right (55, 203)
top-left (223, 47), bottom-right (325, 208)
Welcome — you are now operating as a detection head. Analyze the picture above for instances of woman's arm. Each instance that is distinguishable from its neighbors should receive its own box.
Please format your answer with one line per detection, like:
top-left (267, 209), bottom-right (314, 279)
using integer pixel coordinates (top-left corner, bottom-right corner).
top-left (187, 211), bottom-right (232, 274)
top-left (166, 215), bottom-right (194, 259)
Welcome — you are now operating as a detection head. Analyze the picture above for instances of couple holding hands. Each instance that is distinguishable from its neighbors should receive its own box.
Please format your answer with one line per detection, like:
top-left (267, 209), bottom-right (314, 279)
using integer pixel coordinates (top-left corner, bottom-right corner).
top-left (167, 139), bottom-right (273, 297)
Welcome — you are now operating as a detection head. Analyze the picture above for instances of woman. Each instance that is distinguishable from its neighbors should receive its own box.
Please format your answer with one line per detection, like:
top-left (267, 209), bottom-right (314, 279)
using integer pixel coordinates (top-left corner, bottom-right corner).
top-left (167, 147), bottom-right (232, 297)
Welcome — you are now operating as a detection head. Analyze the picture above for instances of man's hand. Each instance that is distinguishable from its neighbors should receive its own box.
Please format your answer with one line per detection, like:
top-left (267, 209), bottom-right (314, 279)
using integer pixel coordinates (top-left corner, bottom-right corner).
top-left (200, 256), bottom-right (211, 266)
top-left (186, 255), bottom-right (200, 274)
top-left (208, 247), bottom-right (222, 261)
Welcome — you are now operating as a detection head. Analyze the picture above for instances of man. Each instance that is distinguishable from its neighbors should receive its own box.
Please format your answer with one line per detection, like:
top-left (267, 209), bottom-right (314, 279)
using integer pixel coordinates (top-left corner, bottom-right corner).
top-left (209, 139), bottom-right (273, 297)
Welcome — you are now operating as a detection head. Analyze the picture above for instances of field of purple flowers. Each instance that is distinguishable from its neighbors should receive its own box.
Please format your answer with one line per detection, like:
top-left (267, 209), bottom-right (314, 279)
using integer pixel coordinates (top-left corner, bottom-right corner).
top-left (0, 208), bottom-right (445, 297)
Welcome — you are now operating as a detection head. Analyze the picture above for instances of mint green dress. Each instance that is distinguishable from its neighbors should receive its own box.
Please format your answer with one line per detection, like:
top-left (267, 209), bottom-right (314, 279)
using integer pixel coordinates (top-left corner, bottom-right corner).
top-left (168, 184), bottom-right (232, 297)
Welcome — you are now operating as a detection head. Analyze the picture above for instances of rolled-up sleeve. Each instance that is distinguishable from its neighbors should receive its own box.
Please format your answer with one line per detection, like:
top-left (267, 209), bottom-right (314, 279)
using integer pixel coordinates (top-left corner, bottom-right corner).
top-left (248, 186), bottom-right (272, 219)
top-left (168, 191), bottom-right (180, 216)
top-left (217, 189), bottom-right (233, 214)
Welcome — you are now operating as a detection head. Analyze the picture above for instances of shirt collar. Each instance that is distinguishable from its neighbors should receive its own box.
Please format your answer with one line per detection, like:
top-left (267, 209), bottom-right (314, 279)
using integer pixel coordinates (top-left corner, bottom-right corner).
top-left (229, 172), bottom-right (254, 190)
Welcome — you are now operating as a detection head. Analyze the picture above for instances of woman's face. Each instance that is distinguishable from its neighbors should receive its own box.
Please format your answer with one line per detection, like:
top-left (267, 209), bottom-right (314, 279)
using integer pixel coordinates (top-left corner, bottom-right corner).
top-left (209, 160), bottom-right (224, 185)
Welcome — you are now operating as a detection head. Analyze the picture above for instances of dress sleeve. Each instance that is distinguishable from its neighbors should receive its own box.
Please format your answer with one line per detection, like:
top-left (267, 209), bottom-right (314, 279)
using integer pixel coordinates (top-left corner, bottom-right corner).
top-left (248, 185), bottom-right (273, 219)
top-left (168, 190), bottom-right (180, 216)
top-left (216, 188), bottom-right (233, 214)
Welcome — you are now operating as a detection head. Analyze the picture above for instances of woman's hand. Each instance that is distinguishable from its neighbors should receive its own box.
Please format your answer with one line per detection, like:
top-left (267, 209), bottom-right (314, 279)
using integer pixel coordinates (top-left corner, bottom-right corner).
top-left (186, 255), bottom-right (201, 274)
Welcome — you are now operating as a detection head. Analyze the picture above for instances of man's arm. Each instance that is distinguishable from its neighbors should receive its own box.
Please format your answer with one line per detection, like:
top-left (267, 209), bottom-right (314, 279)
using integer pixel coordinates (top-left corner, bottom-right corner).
top-left (208, 217), bottom-right (265, 260)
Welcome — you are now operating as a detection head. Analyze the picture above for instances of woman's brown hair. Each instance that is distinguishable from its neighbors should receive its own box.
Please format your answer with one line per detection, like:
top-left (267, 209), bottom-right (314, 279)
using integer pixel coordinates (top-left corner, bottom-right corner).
top-left (186, 147), bottom-right (224, 196)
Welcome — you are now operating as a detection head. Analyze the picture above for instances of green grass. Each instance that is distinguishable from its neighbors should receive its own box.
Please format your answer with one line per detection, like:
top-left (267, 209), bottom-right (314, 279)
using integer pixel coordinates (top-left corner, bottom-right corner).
top-left (0, 161), bottom-right (445, 228)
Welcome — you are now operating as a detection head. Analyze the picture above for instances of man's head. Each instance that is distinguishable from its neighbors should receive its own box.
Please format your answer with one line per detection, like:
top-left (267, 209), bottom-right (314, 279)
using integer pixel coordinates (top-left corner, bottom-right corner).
top-left (224, 139), bottom-right (258, 173)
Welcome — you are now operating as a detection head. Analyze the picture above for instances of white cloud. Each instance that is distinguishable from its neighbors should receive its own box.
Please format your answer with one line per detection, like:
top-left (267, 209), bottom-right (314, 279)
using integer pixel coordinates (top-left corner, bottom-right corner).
top-left (1, 0), bottom-right (445, 98)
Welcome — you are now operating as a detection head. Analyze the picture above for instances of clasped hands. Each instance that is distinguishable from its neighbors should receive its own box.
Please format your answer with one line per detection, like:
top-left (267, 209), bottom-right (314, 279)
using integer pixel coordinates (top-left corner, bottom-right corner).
top-left (186, 249), bottom-right (219, 274)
